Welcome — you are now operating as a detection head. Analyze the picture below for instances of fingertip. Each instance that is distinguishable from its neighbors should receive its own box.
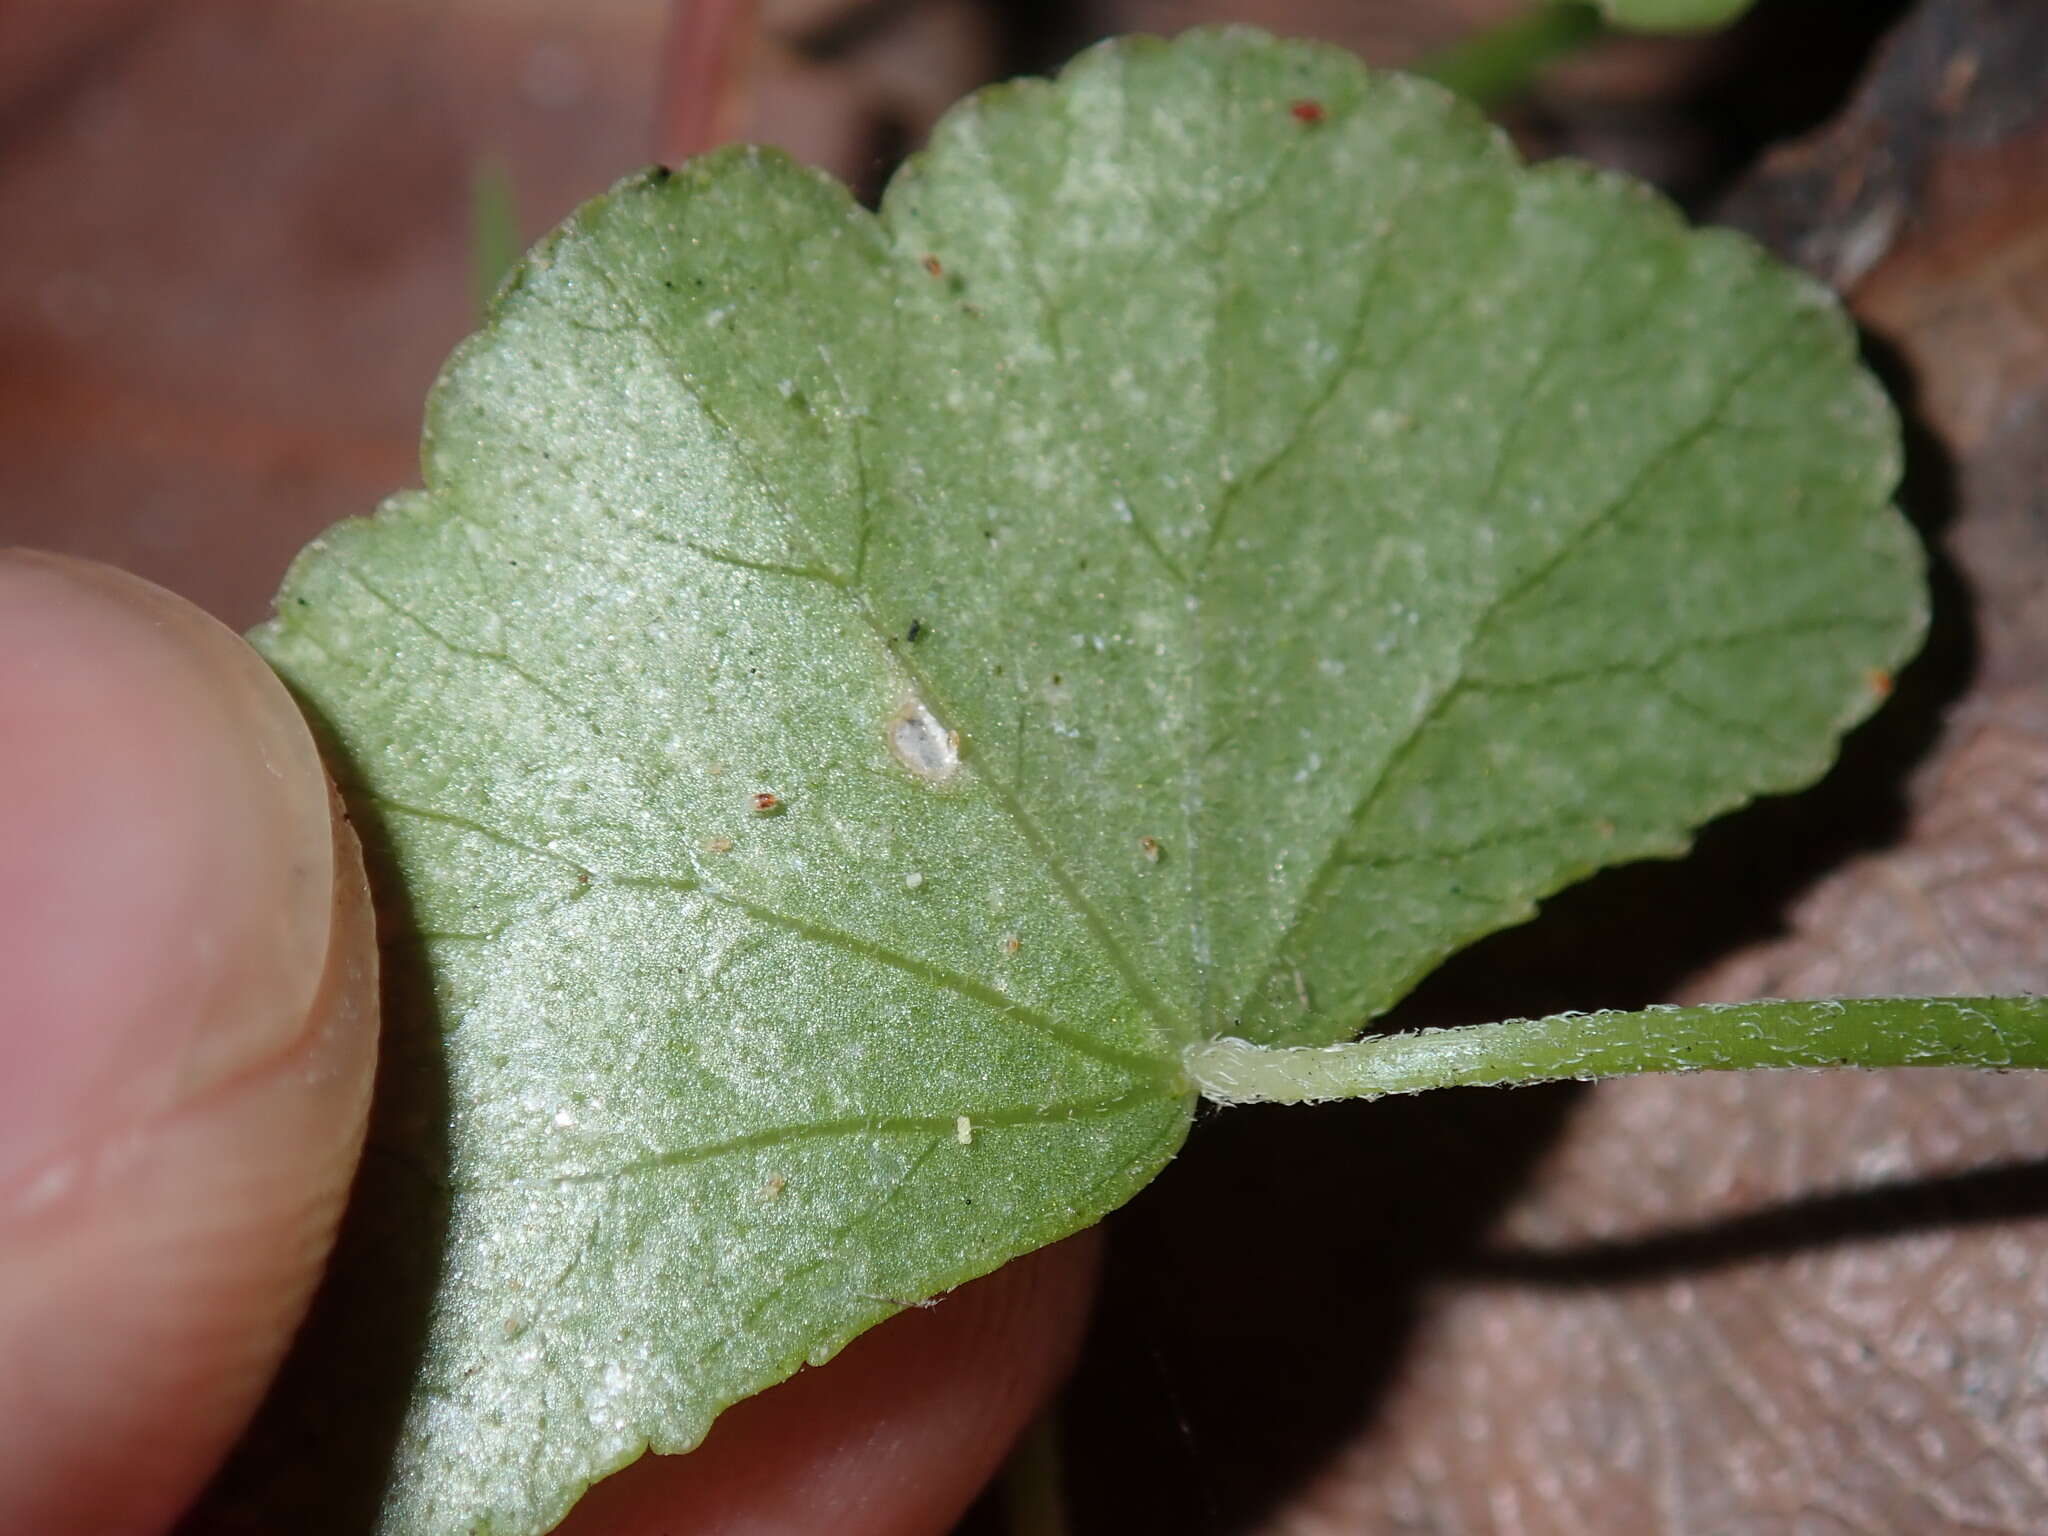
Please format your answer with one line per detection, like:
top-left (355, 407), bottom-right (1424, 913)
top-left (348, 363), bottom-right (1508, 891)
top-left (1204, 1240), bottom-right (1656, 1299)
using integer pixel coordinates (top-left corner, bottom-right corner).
top-left (0, 551), bottom-right (338, 1177)
top-left (0, 552), bottom-right (378, 1535)
top-left (560, 1229), bottom-right (1104, 1536)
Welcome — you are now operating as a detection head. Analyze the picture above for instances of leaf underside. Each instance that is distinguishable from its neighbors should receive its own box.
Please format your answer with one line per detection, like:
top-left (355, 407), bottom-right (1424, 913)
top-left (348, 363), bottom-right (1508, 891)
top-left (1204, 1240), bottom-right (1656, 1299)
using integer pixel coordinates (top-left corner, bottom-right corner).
top-left (225, 26), bottom-right (1922, 1536)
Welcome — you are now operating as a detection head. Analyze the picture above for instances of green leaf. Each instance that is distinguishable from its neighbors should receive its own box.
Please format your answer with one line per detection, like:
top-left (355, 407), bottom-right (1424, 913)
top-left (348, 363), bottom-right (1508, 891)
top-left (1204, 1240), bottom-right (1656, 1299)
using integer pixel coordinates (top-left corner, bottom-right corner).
top-left (1596, 0), bottom-right (1756, 32)
top-left (1415, 3), bottom-right (1605, 105)
top-left (233, 26), bottom-right (1920, 1535)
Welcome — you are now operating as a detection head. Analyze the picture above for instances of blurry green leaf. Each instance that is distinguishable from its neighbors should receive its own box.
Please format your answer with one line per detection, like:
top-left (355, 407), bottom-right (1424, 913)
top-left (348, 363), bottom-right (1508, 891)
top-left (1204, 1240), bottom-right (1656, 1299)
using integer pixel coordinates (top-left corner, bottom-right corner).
top-left (238, 26), bottom-right (1919, 1535)
top-left (1416, 2), bottom-right (1604, 105)
top-left (1598, 0), bottom-right (1757, 32)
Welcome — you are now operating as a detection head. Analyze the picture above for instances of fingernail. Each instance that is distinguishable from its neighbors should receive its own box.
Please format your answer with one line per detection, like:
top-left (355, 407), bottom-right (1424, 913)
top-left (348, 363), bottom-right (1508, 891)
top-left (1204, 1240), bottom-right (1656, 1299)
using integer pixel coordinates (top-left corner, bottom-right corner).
top-left (0, 551), bottom-right (336, 1190)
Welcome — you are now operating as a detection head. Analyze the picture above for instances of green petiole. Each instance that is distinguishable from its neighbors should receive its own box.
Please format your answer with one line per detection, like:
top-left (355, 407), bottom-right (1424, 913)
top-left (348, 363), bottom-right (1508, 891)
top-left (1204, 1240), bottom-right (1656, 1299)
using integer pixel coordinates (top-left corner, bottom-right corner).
top-left (1190, 996), bottom-right (2048, 1106)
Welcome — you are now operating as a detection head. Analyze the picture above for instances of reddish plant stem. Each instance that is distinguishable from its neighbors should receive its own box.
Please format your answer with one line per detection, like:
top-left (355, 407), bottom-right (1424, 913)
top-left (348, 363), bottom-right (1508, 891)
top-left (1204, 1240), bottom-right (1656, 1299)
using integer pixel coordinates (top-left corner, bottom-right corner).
top-left (657, 0), bottom-right (758, 164)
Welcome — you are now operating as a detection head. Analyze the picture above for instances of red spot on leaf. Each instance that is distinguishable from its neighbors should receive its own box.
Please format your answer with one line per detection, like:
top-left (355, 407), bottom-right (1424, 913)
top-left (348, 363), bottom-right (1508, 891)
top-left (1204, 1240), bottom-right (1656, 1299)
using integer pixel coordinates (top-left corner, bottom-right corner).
top-left (1290, 99), bottom-right (1325, 125)
top-left (922, 253), bottom-right (943, 277)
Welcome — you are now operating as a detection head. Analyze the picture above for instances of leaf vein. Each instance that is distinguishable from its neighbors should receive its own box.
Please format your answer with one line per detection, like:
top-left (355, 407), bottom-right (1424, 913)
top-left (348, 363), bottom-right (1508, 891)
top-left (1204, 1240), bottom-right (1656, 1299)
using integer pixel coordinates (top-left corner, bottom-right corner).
top-left (1459, 613), bottom-right (1901, 693)
top-left (1241, 325), bottom-right (1789, 1024)
top-left (675, 539), bottom-right (849, 588)
top-left (697, 885), bottom-right (1174, 1082)
top-left (328, 559), bottom-right (582, 716)
top-left (475, 1086), bottom-right (1177, 1190)
top-left (364, 791), bottom-right (607, 878)
top-left (578, 176), bottom-right (1193, 1061)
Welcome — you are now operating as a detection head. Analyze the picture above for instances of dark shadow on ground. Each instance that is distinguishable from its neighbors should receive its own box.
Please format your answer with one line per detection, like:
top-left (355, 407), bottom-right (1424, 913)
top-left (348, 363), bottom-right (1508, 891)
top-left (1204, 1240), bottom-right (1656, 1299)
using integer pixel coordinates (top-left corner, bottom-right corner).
top-left (178, 722), bottom-right (456, 1536)
top-left (1466, 1154), bottom-right (2048, 1288)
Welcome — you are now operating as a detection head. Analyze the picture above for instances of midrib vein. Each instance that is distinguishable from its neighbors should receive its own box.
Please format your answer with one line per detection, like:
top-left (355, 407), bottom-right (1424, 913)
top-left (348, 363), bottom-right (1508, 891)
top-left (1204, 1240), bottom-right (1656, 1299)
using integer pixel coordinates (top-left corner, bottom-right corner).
top-left (698, 885), bottom-right (1176, 1083)
top-left (1240, 325), bottom-right (1790, 1023)
top-left (583, 237), bottom-right (1193, 1060)
top-left (368, 796), bottom-right (1165, 1079)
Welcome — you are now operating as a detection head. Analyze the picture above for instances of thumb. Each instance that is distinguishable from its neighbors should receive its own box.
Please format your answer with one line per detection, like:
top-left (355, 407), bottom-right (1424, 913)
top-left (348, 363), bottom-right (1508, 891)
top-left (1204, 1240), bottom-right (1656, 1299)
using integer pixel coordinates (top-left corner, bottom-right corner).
top-left (0, 551), bottom-right (378, 1535)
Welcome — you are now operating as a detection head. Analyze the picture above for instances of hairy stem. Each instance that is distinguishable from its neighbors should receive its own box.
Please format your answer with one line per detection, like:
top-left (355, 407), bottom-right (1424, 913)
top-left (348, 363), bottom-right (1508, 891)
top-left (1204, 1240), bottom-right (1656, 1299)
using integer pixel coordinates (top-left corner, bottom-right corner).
top-left (1189, 996), bottom-right (2048, 1106)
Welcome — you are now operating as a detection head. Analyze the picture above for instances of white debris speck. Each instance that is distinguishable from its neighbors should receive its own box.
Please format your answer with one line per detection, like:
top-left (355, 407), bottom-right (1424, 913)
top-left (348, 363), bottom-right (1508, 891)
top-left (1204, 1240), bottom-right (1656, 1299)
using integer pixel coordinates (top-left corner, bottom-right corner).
top-left (955, 1116), bottom-right (974, 1146)
top-left (885, 693), bottom-right (961, 785)
top-left (904, 871), bottom-right (925, 890)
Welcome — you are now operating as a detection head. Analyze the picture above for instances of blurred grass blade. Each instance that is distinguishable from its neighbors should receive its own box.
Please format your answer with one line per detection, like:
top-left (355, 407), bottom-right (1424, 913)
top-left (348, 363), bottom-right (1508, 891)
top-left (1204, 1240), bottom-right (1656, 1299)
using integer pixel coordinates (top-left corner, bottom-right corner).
top-left (1599, 0), bottom-right (1756, 33)
top-left (469, 158), bottom-right (519, 316)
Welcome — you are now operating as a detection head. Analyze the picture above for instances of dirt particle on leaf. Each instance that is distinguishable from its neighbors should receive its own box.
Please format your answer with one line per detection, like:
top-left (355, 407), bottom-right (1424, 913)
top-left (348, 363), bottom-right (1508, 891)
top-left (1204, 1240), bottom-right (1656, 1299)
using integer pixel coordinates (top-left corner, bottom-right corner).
top-left (1139, 835), bottom-right (1163, 864)
top-left (1868, 666), bottom-right (1895, 698)
top-left (705, 835), bottom-right (735, 854)
top-left (922, 253), bottom-right (943, 277)
top-left (1002, 933), bottom-right (1021, 955)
